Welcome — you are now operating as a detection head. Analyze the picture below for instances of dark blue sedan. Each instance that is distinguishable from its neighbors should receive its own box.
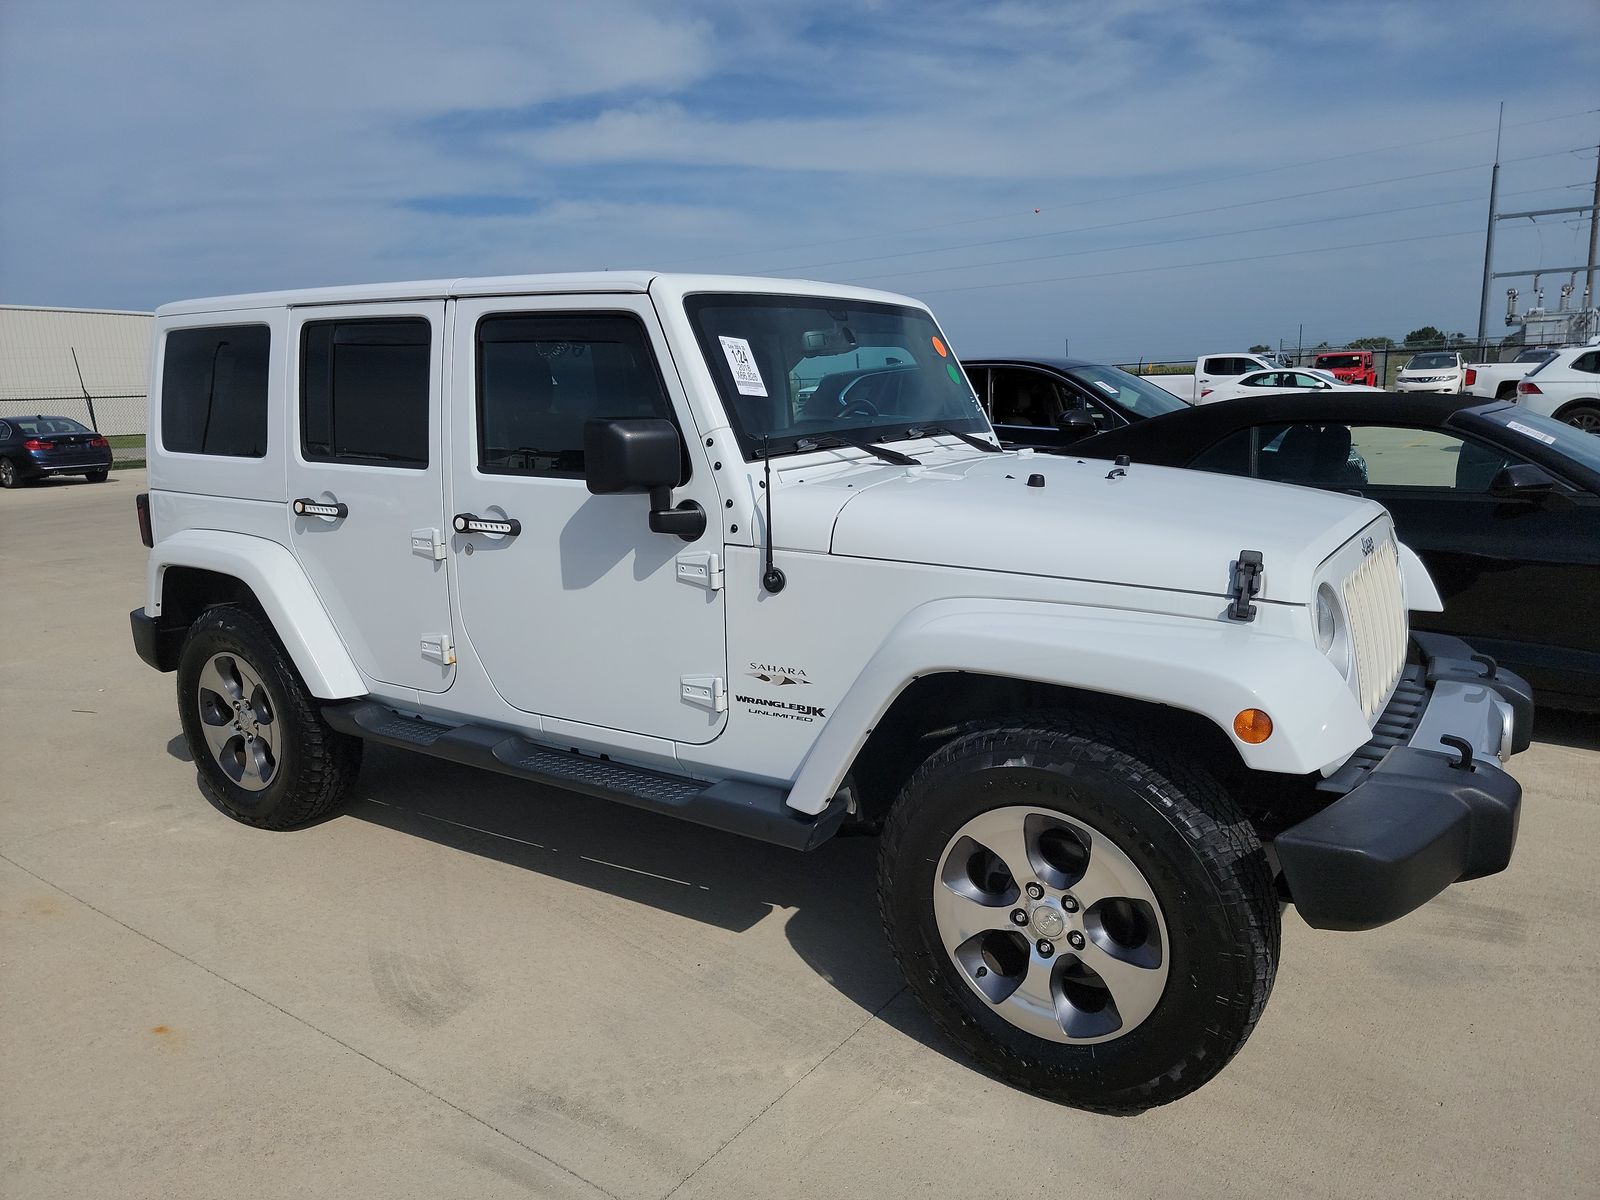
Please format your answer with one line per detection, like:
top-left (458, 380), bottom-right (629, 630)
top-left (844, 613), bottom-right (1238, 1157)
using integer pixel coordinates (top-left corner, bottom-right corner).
top-left (0, 414), bottom-right (114, 488)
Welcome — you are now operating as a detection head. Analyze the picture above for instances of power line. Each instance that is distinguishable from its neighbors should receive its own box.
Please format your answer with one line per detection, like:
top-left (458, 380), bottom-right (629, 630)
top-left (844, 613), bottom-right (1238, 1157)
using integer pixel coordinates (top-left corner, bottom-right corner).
top-left (840, 181), bottom-right (1581, 285)
top-left (756, 145), bottom-right (1591, 276)
top-left (659, 106), bottom-right (1600, 268)
top-left (913, 228), bottom-right (1480, 297)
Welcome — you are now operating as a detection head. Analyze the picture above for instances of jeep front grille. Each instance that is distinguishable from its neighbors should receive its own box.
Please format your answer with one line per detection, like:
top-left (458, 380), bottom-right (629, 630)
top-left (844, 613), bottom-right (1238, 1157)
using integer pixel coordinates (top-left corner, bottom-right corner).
top-left (1342, 537), bottom-right (1408, 721)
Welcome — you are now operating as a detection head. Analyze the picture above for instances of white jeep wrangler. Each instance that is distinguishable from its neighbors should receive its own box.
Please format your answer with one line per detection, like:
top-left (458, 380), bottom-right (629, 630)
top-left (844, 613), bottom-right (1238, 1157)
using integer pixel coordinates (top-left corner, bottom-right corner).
top-left (131, 273), bottom-right (1530, 1112)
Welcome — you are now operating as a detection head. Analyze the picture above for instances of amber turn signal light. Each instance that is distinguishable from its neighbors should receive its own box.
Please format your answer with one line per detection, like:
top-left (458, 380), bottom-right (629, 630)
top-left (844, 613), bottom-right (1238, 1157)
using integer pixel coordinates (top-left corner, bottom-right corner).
top-left (1233, 708), bottom-right (1273, 743)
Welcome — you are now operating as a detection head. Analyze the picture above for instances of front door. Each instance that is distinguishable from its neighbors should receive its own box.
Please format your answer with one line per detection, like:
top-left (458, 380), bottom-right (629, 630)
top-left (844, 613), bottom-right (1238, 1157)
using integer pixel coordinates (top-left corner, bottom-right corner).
top-left (448, 294), bottom-right (728, 744)
top-left (286, 301), bottom-right (454, 694)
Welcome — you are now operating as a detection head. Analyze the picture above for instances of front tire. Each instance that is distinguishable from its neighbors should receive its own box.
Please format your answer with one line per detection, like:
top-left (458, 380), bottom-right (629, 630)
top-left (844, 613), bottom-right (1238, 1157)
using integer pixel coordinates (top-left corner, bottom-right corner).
top-left (878, 717), bottom-right (1278, 1112)
top-left (177, 604), bottom-right (362, 830)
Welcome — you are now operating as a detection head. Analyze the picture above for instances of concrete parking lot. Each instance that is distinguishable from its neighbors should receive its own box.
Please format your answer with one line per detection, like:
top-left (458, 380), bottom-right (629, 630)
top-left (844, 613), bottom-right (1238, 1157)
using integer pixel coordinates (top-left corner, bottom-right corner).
top-left (3, 471), bottom-right (1597, 1200)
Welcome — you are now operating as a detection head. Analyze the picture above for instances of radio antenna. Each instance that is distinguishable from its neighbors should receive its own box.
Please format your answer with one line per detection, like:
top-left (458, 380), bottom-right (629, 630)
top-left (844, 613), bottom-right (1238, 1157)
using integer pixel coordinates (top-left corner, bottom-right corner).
top-left (760, 435), bottom-right (786, 594)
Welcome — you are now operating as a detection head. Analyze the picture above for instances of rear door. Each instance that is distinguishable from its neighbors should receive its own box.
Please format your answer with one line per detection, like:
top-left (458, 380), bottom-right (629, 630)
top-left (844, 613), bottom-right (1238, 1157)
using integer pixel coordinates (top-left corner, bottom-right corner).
top-left (285, 301), bottom-right (455, 694)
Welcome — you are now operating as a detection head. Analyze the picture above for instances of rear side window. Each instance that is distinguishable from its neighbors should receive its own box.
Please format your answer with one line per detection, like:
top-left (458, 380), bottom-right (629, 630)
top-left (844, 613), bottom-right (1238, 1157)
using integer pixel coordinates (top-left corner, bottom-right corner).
top-left (301, 318), bottom-right (430, 468)
top-left (161, 325), bottom-right (271, 457)
top-left (476, 313), bottom-right (676, 477)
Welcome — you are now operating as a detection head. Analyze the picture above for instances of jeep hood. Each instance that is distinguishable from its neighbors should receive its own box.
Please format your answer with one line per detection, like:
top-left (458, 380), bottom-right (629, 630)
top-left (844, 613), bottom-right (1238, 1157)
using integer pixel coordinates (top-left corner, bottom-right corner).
top-left (777, 450), bottom-right (1387, 604)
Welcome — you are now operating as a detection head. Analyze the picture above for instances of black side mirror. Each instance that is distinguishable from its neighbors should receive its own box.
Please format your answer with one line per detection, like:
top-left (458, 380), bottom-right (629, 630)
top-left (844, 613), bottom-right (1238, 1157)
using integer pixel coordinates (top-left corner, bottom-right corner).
top-left (1055, 409), bottom-right (1097, 440)
top-left (1488, 462), bottom-right (1556, 502)
top-left (584, 418), bottom-right (705, 540)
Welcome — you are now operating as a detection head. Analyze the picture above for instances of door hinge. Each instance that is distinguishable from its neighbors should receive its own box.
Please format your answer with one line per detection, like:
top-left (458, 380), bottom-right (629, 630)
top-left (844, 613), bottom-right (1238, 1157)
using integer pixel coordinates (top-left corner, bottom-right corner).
top-left (675, 551), bottom-right (724, 591)
top-left (680, 675), bottom-right (727, 712)
top-left (421, 634), bottom-right (456, 665)
top-left (411, 527), bottom-right (447, 561)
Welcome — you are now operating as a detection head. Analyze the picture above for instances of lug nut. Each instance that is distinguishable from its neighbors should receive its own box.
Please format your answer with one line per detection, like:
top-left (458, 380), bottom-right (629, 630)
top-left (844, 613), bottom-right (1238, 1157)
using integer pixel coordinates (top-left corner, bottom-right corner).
top-left (1061, 894), bottom-right (1080, 913)
top-left (1009, 909), bottom-right (1029, 926)
top-left (1067, 931), bottom-right (1086, 950)
top-left (1025, 882), bottom-right (1044, 900)
top-left (1036, 938), bottom-right (1054, 958)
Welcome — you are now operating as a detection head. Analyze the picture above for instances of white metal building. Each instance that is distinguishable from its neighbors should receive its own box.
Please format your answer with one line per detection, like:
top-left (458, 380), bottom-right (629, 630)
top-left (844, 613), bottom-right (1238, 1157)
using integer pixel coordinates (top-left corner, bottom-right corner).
top-left (0, 304), bottom-right (152, 436)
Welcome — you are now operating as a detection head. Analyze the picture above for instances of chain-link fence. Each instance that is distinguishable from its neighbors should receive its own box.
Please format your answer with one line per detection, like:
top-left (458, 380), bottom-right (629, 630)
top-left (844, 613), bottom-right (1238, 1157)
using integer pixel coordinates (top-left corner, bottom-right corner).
top-left (0, 392), bottom-right (146, 466)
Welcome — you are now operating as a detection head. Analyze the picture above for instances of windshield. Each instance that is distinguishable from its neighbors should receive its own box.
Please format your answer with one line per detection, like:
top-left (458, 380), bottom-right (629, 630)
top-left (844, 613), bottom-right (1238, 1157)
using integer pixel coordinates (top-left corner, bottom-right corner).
top-left (685, 293), bottom-right (988, 457)
top-left (1407, 353), bottom-right (1457, 370)
top-left (1059, 362), bottom-right (1187, 417)
top-left (1465, 406), bottom-right (1600, 475)
top-left (1315, 354), bottom-right (1363, 368)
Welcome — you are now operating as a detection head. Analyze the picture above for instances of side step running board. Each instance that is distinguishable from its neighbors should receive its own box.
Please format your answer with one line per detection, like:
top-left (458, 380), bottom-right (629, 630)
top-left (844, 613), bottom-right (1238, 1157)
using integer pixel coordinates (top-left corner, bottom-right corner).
top-left (321, 700), bottom-right (846, 851)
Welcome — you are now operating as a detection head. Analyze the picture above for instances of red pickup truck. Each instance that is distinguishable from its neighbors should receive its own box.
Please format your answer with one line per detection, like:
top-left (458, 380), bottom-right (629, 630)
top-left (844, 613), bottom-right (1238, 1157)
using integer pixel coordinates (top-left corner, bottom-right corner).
top-left (1311, 350), bottom-right (1377, 387)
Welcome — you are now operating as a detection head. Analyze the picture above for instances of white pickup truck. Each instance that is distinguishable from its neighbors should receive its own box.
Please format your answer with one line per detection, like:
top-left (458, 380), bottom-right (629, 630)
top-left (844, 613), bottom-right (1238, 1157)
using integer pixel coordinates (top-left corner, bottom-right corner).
top-left (1140, 352), bottom-right (1285, 402)
top-left (1463, 347), bottom-right (1561, 400)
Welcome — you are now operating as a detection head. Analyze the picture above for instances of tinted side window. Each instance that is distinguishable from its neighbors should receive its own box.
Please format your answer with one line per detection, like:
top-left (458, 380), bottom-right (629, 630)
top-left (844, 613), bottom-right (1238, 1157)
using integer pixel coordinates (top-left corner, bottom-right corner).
top-left (161, 325), bottom-right (271, 457)
top-left (301, 318), bottom-right (430, 468)
top-left (477, 313), bottom-right (675, 477)
top-left (1189, 428), bottom-right (1256, 476)
top-left (1573, 352), bottom-right (1600, 375)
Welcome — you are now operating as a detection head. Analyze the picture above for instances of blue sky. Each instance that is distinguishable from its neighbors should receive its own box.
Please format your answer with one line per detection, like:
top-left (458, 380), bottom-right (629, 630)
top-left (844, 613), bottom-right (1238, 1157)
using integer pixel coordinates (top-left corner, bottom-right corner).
top-left (1, 0), bottom-right (1596, 362)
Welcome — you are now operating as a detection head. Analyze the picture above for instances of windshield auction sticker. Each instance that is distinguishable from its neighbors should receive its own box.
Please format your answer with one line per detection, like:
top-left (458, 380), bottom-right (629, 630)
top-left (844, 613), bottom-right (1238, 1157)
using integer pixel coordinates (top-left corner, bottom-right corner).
top-left (719, 336), bottom-right (768, 397)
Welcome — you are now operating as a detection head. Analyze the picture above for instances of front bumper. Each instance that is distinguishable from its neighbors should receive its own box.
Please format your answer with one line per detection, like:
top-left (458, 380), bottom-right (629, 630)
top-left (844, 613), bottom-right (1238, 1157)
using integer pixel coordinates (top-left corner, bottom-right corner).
top-left (131, 607), bottom-right (183, 673)
top-left (1394, 381), bottom-right (1460, 394)
top-left (1274, 635), bottom-right (1529, 931)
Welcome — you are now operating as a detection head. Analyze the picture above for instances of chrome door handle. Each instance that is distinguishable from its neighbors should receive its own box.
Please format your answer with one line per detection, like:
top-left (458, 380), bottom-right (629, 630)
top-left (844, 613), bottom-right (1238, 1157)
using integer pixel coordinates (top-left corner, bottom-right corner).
top-left (452, 513), bottom-right (521, 537)
top-left (292, 498), bottom-right (348, 518)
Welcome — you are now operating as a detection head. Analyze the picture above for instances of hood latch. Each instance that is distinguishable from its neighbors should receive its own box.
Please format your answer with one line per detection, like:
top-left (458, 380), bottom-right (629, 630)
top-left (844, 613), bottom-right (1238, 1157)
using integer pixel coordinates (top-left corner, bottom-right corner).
top-left (1228, 550), bottom-right (1264, 621)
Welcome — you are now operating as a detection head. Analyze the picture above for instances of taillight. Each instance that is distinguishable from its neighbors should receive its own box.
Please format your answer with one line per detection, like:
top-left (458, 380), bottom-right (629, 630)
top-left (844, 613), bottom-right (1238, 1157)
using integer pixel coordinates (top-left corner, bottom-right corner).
top-left (91, 435), bottom-right (110, 449)
top-left (23, 437), bottom-right (48, 451)
top-left (1464, 369), bottom-right (1476, 386)
top-left (1519, 381), bottom-right (1541, 395)
top-left (135, 493), bottom-right (153, 548)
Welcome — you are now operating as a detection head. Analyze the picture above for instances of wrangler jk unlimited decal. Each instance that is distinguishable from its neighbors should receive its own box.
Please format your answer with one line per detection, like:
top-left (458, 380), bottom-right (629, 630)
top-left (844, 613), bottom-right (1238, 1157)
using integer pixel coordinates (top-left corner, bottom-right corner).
top-left (735, 694), bottom-right (826, 720)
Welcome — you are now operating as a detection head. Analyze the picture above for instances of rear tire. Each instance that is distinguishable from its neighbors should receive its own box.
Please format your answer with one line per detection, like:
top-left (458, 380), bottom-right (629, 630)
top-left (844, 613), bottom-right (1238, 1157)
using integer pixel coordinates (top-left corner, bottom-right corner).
top-left (1556, 403), bottom-right (1600, 435)
top-left (84, 469), bottom-right (109, 483)
top-left (878, 716), bottom-right (1278, 1112)
top-left (177, 604), bottom-right (362, 830)
top-left (0, 458), bottom-right (21, 488)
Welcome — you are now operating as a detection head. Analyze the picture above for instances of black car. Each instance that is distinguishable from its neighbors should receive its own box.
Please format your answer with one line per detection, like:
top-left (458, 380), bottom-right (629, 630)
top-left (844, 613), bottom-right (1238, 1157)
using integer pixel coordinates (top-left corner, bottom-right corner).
top-left (1071, 393), bottom-right (1600, 711)
top-left (961, 357), bottom-right (1190, 448)
top-left (0, 414), bottom-right (114, 487)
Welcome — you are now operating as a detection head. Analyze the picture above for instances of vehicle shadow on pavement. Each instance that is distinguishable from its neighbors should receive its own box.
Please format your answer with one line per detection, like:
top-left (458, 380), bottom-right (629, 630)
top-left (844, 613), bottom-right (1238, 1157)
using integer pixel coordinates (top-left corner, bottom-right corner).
top-left (344, 744), bottom-right (902, 1014)
top-left (1532, 710), bottom-right (1599, 752)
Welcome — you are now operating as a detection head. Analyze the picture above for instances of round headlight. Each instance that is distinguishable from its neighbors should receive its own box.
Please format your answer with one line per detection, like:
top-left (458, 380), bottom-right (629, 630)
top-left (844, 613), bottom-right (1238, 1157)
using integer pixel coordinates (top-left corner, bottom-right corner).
top-left (1314, 585), bottom-right (1339, 654)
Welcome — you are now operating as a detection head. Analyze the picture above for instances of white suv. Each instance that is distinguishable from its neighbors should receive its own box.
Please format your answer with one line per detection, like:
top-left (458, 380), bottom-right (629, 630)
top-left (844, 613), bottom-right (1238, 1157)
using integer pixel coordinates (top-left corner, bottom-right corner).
top-left (1395, 350), bottom-right (1466, 394)
top-left (130, 272), bottom-right (1528, 1112)
top-left (1516, 340), bottom-right (1600, 432)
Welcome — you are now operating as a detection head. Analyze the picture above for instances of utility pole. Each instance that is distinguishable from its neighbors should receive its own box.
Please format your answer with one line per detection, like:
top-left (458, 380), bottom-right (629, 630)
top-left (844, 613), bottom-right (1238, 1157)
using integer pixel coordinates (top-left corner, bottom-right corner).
top-left (1587, 141), bottom-right (1599, 311)
top-left (1476, 102), bottom-right (1504, 344)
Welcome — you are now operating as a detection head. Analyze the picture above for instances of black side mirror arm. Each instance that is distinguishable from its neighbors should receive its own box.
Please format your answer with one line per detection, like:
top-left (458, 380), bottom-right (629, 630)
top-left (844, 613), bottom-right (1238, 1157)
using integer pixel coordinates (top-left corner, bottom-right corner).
top-left (647, 486), bottom-right (706, 540)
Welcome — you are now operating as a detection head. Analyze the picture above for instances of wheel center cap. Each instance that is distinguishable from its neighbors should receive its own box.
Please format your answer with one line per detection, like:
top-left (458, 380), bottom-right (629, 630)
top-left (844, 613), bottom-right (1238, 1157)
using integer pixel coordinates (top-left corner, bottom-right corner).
top-left (1030, 905), bottom-right (1066, 940)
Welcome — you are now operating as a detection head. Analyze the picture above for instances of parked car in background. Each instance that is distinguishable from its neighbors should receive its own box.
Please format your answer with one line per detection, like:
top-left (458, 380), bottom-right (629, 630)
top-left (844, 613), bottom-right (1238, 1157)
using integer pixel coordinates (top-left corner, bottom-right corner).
top-left (1074, 393), bottom-right (1600, 710)
top-left (1198, 367), bottom-right (1385, 405)
top-left (1464, 346), bottom-right (1559, 400)
top-left (1312, 350), bottom-right (1377, 387)
top-left (1135, 351), bottom-right (1285, 401)
top-left (0, 414), bottom-right (113, 488)
top-left (1394, 351), bottom-right (1465, 394)
top-left (961, 357), bottom-right (1189, 447)
top-left (1516, 340), bottom-right (1600, 432)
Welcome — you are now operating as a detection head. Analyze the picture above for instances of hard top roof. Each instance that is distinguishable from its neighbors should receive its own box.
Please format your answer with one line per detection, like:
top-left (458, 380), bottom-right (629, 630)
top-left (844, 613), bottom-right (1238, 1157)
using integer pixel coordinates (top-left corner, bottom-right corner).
top-left (155, 272), bottom-right (924, 317)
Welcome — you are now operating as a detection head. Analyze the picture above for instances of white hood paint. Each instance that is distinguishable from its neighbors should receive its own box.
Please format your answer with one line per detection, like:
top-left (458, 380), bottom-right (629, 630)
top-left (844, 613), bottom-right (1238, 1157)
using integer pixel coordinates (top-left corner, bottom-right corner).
top-left (765, 446), bottom-right (1386, 604)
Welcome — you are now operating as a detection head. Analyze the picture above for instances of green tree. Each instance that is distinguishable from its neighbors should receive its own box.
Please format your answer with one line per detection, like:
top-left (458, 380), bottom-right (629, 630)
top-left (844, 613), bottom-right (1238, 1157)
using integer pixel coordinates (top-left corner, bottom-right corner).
top-left (1248, 343), bottom-right (1271, 354)
top-left (1349, 336), bottom-right (1395, 349)
top-left (1404, 326), bottom-right (1444, 346)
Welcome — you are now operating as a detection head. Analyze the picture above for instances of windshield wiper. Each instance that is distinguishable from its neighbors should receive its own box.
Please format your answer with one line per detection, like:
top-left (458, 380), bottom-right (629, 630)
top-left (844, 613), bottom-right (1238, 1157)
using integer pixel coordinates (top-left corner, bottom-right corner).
top-left (794, 434), bottom-right (921, 466)
top-left (905, 424), bottom-right (1001, 453)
